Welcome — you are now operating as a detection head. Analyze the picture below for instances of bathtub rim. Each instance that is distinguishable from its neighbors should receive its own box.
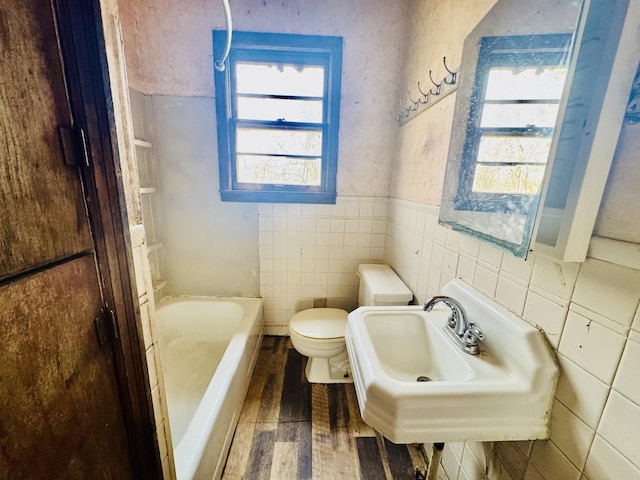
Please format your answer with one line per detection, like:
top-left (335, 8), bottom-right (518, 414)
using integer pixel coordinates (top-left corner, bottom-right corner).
top-left (155, 296), bottom-right (263, 480)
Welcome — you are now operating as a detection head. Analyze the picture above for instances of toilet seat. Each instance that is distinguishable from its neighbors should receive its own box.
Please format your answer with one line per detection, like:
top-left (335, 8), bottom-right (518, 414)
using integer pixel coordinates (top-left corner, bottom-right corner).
top-left (289, 308), bottom-right (348, 339)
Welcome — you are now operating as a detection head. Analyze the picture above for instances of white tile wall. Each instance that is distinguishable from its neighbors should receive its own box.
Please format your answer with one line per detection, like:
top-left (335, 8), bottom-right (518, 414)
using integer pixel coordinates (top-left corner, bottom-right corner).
top-left (548, 400), bottom-right (593, 469)
top-left (584, 434), bottom-right (640, 479)
top-left (597, 391), bottom-right (640, 468)
top-left (379, 198), bottom-right (640, 480)
top-left (558, 309), bottom-right (626, 384)
top-left (130, 225), bottom-right (175, 479)
top-left (572, 259), bottom-right (640, 328)
top-left (257, 196), bottom-right (388, 335)
top-left (613, 338), bottom-right (640, 405)
top-left (555, 354), bottom-right (609, 430)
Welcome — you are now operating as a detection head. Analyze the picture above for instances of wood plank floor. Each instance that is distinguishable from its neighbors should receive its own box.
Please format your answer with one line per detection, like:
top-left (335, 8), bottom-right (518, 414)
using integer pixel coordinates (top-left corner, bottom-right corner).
top-left (222, 337), bottom-right (429, 479)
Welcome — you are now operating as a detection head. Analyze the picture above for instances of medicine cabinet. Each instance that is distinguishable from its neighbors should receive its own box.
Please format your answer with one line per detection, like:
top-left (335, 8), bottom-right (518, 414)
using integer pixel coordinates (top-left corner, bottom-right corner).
top-left (439, 0), bottom-right (640, 261)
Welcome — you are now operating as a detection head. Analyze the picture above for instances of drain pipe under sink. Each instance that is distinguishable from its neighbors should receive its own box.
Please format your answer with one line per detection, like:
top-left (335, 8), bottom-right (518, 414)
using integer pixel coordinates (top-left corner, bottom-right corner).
top-left (426, 443), bottom-right (445, 480)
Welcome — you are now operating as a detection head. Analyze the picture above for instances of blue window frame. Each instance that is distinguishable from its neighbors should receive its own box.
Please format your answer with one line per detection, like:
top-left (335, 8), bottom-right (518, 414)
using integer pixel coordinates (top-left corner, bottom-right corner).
top-left (455, 34), bottom-right (572, 214)
top-left (213, 31), bottom-right (343, 203)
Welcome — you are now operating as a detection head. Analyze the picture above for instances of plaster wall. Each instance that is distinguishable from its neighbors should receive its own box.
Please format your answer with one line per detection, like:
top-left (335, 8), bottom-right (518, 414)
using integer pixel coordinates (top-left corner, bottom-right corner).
top-left (390, 0), bottom-right (497, 205)
top-left (151, 95), bottom-right (260, 296)
top-left (594, 121), bottom-right (640, 243)
top-left (117, 0), bottom-right (408, 198)
top-left (116, 0), bottom-right (409, 296)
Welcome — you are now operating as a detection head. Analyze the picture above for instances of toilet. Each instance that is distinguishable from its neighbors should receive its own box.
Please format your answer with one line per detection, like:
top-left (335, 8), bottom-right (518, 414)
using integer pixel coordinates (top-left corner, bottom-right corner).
top-left (289, 264), bottom-right (413, 383)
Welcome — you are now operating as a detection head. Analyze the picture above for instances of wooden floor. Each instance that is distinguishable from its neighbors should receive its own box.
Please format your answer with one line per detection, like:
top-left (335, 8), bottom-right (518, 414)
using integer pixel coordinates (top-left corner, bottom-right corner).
top-left (222, 336), bottom-right (429, 479)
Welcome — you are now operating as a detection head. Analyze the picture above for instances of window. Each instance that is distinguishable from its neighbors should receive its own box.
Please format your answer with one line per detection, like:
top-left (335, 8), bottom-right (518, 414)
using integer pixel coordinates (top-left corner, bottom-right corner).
top-left (213, 31), bottom-right (343, 203)
top-left (455, 34), bottom-right (572, 213)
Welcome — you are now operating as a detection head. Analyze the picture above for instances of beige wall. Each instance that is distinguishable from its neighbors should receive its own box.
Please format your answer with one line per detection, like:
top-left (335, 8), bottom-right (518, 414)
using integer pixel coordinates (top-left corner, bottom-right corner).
top-left (594, 122), bottom-right (640, 243)
top-left (117, 0), bottom-right (411, 297)
top-left (117, 0), bottom-right (408, 198)
top-left (390, 0), bottom-right (496, 205)
top-left (151, 95), bottom-right (261, 296)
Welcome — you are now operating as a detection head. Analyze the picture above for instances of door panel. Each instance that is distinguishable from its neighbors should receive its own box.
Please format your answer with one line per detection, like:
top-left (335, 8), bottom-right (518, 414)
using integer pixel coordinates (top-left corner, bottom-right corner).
top-left (0, 0), bottom-right (93, 279)
top-left (0, 0), bottom-right (137, 478)
top-left (0, 255), bottom-right (133, 479)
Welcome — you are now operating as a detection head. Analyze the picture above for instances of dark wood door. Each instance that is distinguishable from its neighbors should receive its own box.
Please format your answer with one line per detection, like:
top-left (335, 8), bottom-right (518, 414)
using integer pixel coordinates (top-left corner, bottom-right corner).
top-left (0, 1), bottom-right (135, 478)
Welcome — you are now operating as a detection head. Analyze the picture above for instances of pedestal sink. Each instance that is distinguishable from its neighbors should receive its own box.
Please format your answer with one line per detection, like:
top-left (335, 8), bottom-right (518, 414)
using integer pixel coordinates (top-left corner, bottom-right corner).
top-left (345, 279), bottom-right (558, 444)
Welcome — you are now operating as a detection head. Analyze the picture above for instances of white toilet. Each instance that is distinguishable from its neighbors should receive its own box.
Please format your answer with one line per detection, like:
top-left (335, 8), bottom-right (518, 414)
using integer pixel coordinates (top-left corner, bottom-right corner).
top-left (289, 264), bottom-right (413, 383)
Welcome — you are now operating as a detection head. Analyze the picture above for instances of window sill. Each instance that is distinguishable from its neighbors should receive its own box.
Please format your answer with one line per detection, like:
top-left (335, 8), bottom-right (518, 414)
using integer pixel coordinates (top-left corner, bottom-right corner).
top-left (220, 189), bottom-right (336, 204)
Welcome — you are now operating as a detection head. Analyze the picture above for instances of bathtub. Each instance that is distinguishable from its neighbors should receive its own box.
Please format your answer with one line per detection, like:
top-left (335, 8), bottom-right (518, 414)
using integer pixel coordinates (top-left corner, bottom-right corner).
top-left (156, 297), bottom-right (263, 480)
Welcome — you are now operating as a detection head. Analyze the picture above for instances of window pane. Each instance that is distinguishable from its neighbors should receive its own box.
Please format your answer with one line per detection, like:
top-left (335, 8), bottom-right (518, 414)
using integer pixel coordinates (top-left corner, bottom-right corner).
top-left (480, 103), bottom-right (559, 128)
top-left (236, 63), bottom-right (324, 97)
top-left (485, 66), bottom-right (567, 101)
top-left (237, 128), bottom-right (322, 156)
top-left (472, 164), bottom-right (546, 194)
top-left (236, 97), bottom-right (323, 122)
top-left (237, 155), bottom-right (321, 185)
top-left (477, 135), bottom-right (552, 165)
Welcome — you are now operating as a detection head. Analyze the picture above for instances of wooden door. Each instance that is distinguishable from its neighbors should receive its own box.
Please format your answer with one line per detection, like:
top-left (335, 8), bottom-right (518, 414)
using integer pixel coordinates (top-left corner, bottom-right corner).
top-left (0, 1), bottom-right (135, 478)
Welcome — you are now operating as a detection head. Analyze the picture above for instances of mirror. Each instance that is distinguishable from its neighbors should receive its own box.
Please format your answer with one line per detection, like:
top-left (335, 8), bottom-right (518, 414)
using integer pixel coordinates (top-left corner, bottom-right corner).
top-left (439, 0), bottom-right (584, 258)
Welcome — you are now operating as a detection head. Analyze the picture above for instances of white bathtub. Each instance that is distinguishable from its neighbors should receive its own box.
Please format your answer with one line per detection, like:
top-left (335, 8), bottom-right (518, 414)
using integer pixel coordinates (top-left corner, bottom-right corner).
top-left (156, 297), bottom-right (263, 480)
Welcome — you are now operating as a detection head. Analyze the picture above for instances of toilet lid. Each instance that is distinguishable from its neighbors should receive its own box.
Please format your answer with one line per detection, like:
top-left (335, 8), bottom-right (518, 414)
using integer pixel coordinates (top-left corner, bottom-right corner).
top-left (289, 308), bottom-right (348, 339)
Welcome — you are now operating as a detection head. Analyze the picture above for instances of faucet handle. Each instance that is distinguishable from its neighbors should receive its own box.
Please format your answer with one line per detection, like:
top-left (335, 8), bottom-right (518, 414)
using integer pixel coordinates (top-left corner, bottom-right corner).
top-left (463, 323), bottom-right (484, 347)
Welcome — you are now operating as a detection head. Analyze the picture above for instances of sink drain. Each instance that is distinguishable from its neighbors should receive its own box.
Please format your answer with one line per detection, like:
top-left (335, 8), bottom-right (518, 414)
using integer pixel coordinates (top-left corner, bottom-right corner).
top-left (416, 375), bottom-right (432, 382)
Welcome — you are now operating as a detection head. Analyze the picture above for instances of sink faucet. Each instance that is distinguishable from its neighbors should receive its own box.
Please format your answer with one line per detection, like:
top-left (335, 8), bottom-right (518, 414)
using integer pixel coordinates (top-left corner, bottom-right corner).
top-left (424, 296), bottom-right (468, 336)
top-left (424, 295), bottom-right (484, 355)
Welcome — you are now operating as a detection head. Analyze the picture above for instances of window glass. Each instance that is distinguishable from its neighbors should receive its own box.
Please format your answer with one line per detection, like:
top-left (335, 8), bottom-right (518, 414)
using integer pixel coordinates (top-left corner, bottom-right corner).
top-left (476, 135), bottom-right (552, 166)
top-left (236, 128), bottom-right (322, 157)
top-left (480, 103), bottom-right (560, 128)
top-left (235, 63), bottom-right (324, 97)
top-left (213, 31), bottom-right (342, 203)
top-left (236, 97), bottom-right (323, 123)
top-left (237, 155), bottom-right (321, 185)
top-left (472, 164), bottom-right (547, 194)
top-left (456, 34), bottom-right (571, 210)
top-left (484, 67), bottom-right (567, 100)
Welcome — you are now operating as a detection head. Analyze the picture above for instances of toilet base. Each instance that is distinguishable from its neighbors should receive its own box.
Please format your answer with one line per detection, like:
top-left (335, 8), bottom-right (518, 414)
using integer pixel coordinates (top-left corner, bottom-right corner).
top-left (305, 351), bottom-right (354, 384)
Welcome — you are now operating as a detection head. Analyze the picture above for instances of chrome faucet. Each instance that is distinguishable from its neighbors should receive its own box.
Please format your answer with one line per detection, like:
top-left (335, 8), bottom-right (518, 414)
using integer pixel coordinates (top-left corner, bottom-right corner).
top-left (424, 296), bottom-right (468, 335)
top-left (424, 295), bottom-right (484, 355)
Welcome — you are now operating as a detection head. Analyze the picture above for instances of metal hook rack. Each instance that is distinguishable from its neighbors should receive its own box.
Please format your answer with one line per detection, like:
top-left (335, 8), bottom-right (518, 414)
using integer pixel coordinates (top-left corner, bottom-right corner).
top-left (397, 56), bottom-right (459, 125)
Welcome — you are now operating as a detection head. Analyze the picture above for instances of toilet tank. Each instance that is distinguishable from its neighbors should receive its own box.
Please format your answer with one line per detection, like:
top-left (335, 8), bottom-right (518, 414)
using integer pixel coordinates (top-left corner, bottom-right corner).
top-left (357, 264), bottom-right (413, 306)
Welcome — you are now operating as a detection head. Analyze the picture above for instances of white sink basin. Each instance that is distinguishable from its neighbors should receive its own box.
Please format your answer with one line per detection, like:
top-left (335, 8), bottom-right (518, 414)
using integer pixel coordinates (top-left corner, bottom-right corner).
top-left (345, 279), bottom-right (558, 444)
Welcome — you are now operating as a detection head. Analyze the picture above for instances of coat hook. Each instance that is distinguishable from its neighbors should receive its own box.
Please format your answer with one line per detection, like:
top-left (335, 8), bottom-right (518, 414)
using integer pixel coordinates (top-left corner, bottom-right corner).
top-left (417, 81), bottom-right (430, 103)
top-left (443, 56), bottom-right (457, 84)
top-left (429, 70), bottom-right (441, 95)
top-left (408, 90), bottom-right (420, 109)
top-left (399, 98), bottom-right (412, 114)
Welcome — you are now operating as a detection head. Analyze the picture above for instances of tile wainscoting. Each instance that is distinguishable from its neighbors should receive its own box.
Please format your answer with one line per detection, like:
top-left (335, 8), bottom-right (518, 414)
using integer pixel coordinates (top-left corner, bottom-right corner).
top-left (258, 196), bottom-right (389, 335)
top-left (257, 196), bottom-right (640, 479)
top-left (383, 198), bottom-right (640, 480)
